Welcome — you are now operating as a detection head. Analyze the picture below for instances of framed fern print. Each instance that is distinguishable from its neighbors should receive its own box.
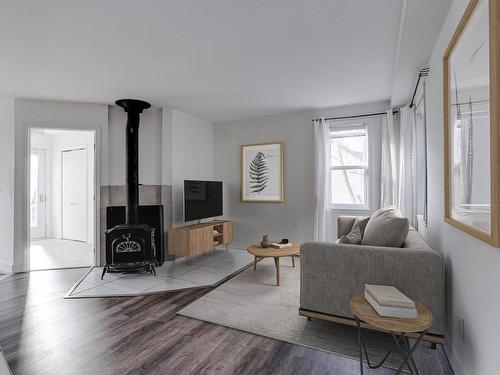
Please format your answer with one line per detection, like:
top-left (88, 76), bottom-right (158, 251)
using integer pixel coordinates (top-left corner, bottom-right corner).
top-left (241, 142), bottom-right (284, 202)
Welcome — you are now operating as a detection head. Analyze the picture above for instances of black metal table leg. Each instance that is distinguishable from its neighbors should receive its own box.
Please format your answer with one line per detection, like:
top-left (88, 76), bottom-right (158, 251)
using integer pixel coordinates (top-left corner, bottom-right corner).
top-left (391, 333), bottom-right (418, 374)
top-left (355, 316), bottom-right (426, 375)
top-left (355, 317), bottom-right (398, 372)
top-left (393, 331), bottom-right (425, 375)
top-left (356, 317), bottom-right (364, 375)
top-left (403, 336), bottom-right (419, 373)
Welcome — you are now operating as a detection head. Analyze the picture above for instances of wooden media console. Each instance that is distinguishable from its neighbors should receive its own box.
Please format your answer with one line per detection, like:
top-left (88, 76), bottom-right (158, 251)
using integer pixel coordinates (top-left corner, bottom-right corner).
top-left (168, 220), bottom-right (233, 261)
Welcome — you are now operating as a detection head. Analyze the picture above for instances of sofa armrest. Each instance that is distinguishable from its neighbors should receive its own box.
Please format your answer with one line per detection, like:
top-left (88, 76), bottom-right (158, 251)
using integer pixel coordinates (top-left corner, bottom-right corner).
top-left (337, 216), bottom-right (358, 237)
top-left (300, 241), bottom-right (444, 335)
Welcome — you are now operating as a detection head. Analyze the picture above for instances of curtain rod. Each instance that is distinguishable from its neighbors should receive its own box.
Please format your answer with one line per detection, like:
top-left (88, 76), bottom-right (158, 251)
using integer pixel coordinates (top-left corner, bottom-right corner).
top-left (312, 66), bottom-right (430, 123)
top-left (312, 109), bottom-right (399, 123)
top-left (409, 67), bottom-right (429, 108)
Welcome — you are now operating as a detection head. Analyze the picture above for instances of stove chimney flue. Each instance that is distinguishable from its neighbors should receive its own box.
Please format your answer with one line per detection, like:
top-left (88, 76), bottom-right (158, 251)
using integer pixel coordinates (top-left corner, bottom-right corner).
top-left (115, 99), bottom-right (151, 225)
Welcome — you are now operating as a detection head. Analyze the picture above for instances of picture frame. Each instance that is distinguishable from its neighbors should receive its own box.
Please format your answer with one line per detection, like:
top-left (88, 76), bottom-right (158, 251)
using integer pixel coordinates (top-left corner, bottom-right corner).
top-left (443, 0), bottom-right (500, 246)
top-left (240, 142), bottom-right (284, 202)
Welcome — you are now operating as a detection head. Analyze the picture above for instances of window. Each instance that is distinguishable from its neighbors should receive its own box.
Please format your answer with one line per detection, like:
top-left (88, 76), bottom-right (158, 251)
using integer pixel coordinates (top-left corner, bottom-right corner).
top-left (414, 83), bottom-right (428, 224)
top-left (330, 124), bottom-right (369, 209)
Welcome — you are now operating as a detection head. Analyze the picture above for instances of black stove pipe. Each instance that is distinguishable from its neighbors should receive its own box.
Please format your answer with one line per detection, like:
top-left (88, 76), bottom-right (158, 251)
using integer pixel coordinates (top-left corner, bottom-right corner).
top-left (115, 99), bottom-right (151, 225)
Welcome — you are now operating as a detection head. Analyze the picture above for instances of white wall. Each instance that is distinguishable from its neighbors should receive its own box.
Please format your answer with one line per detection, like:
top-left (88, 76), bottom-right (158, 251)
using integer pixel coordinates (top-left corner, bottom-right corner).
top-left (420, 1), bottom-right (500, 374)
top-left (213, 101), bottom-right (389, 248)
top-left (0, 99), bottom-right (15, 273)
top-left (163, 109), bottom-right (214, 226)
top-left (0, 98), bottom-right (215, 272)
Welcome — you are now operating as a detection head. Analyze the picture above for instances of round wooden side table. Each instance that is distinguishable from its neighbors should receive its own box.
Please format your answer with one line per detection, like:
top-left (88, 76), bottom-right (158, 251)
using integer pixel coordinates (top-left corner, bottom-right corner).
top-left (349, 293), bottom-right (433, 375)
top-left (247, 242), bottom-right (300, 286)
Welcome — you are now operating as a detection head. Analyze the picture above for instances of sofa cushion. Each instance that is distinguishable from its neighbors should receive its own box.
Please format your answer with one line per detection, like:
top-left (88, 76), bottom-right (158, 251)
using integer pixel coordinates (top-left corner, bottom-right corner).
top-left (336, 226), bottom-right (362, 244)
top-left (361, 207), bottom-right (409, 247)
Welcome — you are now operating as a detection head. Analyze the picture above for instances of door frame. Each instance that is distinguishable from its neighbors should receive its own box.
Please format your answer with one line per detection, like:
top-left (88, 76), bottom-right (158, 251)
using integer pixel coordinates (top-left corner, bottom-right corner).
top-left (29, 147), bottom-right (48, 239)
top-left (21, 126), bottom-right (101, 272)
top-left (61, 146), bottom-right (88, 242)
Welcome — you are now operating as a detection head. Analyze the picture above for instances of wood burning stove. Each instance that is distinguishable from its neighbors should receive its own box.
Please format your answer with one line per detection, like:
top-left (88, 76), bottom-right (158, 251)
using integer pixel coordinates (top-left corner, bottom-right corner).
top-left (104, 224), bottom-right (156, 277)
top-left (102, 99), bottom-right (157, 279)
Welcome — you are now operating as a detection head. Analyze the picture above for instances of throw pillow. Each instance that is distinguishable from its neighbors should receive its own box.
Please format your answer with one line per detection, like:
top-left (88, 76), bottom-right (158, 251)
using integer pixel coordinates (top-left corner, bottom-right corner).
top-left (361, 206), bottom-right (409, 247)
top-left (337, 225), bottom-right (362, 245)
top-left (353, 216), bottom-right (370, 238)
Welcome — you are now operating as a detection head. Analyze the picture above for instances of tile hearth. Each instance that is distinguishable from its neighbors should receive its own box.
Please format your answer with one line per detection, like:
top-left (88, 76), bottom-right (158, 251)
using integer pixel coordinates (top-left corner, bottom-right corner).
top-left (65, 248), bottom-right (253, 298)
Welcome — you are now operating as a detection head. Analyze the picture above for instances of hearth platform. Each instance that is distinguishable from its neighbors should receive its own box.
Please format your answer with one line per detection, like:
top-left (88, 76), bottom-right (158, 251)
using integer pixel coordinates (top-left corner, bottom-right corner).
top-left (65, 248), bottom-right (253, 298)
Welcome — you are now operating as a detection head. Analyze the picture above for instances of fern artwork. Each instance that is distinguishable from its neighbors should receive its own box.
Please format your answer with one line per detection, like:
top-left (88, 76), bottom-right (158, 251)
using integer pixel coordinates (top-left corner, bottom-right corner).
top-left (249, 152), bottom-right (269, 193)
top-left (241, 142), bottom-right (284, 202)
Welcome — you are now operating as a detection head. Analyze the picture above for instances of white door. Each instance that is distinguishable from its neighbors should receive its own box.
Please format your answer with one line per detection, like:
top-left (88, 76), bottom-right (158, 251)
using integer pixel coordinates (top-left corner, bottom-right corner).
top-left (30, 149), bottom-right (47, 239)
top-left (62, 148), bottom-right (88, 242)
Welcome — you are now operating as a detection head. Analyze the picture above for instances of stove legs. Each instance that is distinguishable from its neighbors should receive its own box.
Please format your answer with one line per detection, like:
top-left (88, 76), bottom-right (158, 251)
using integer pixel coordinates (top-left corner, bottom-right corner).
top-left (100, 263), bottom-right (156, 279)
top-left (101, 265), bottom-right (108, 280)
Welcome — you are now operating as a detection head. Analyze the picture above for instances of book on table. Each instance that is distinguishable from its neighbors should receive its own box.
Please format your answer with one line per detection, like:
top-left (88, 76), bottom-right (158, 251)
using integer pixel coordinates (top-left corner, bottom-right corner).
top-left (271, 242), bottom-right (292, 249)
top-left (364, 284), bottom-right (417, 319)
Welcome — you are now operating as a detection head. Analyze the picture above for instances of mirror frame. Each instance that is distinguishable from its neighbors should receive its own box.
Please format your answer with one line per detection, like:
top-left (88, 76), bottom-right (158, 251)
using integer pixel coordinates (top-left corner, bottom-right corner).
top-left (443, 0), bottom-right (500, 246)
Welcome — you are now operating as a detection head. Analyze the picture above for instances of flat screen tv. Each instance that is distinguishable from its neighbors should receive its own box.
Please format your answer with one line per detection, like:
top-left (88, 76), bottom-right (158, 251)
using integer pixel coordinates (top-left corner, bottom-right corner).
top-left (184, 180), bottom-right (223, 222)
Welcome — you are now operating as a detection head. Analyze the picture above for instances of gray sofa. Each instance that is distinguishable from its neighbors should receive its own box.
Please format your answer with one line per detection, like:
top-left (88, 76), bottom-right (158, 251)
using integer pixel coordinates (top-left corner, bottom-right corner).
top-left (300, 215), bottom-right (444, 337)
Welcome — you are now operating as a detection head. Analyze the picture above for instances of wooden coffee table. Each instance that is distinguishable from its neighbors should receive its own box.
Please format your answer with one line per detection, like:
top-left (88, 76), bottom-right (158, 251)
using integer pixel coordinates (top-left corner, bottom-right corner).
top-left (247, 242), bottom-right (300, 286)
top-left (350, 293), bottom-right (433, 374)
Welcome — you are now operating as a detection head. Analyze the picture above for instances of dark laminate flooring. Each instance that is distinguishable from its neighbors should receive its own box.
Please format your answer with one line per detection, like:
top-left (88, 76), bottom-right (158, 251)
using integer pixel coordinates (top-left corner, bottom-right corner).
top-left (0, 268), bottom-right (454, 375)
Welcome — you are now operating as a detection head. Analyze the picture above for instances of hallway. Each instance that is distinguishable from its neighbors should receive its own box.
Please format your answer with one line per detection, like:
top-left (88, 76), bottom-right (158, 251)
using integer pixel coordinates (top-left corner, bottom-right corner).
top-left (30, 238), bottom-right (93, 270)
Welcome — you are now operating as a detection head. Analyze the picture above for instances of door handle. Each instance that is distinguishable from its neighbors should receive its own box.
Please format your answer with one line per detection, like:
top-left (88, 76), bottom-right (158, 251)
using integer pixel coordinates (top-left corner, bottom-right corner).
top-left (70, 203), bottom-right (77, 206)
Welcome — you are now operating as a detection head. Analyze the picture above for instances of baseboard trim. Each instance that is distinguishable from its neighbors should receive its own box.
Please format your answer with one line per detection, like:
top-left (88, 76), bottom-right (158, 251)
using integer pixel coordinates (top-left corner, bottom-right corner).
top-left (1, 262), bottom-right (23, 274)
top-left (0, 261), bottom-right (13, 274)
top-left (11, 263), bottom-right (22, 273)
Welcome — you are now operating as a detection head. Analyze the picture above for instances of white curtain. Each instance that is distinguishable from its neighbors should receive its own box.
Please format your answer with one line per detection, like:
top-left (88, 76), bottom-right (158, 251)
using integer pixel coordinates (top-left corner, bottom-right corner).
top-left (398, 105), bottom-right (416, 225)
top-left (380, 110), bottom-right (399, 207)
top-left (313, 118), bottom-right (333, 241)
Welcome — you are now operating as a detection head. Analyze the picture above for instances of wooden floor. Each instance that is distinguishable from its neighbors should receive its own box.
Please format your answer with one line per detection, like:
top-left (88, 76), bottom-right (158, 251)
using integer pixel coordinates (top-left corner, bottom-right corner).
top-left (0, 268), bottom-right (454, 375)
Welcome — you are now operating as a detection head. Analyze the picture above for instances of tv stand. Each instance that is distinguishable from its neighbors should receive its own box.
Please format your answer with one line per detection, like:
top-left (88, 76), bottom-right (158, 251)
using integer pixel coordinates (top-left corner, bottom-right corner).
top-left (168, 220), bottom-right (233, 263)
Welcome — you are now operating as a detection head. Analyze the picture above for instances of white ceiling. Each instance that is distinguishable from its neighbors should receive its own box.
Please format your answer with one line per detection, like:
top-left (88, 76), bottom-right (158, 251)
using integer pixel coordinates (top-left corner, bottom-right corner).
top-left (0, 0), bottom-right (451, 123)
top-left (390, 0), bottom-right (453, 107)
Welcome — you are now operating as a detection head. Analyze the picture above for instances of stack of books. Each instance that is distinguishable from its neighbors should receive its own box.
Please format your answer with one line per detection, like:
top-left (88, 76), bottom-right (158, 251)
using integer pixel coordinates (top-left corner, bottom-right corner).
top-left (364, 284), bottom-right (417, 319)
top-left (271, 242), bottom-right (292, 249)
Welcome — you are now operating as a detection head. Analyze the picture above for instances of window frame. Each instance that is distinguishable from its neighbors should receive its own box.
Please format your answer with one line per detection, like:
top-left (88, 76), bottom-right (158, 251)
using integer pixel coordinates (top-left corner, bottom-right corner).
top-left (414, 81), bottom-right (429, 226)
top-left (329, 123), bottom-right (370, 210)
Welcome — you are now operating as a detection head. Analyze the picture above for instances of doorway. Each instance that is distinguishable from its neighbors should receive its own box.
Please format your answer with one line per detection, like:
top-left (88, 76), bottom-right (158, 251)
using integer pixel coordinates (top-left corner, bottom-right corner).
top-left (29, 129), bottom-right (96, 271)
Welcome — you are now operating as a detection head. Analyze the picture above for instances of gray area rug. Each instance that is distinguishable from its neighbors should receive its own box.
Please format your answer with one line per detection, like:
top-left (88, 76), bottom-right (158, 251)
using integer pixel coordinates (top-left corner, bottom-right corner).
top-left (178, 258), bottom-right (406, 370)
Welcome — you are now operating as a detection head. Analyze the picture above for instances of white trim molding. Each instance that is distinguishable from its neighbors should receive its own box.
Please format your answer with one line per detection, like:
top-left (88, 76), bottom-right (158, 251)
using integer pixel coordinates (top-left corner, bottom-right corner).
top-left (14, 100), bottom-right (108, 273)
top-left (18, 124), bottom-right (101, 272)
